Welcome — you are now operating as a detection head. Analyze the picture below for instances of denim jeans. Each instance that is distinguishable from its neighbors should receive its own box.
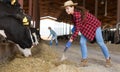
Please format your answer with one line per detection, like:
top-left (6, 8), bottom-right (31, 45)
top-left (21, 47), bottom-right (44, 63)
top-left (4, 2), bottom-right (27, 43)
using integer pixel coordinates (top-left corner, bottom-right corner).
top-left (80, 27), bottom-right (110, 59)
top-left (50, 36), bottom-right (58, 46)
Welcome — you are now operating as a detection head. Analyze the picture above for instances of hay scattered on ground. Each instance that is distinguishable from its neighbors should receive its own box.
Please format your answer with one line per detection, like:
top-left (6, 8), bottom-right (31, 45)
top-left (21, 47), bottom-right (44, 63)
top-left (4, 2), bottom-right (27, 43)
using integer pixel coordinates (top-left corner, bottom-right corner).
top-left (0, 40), bottom-right (75, 72)
top-left (0, 40), bottom-right (120, 72)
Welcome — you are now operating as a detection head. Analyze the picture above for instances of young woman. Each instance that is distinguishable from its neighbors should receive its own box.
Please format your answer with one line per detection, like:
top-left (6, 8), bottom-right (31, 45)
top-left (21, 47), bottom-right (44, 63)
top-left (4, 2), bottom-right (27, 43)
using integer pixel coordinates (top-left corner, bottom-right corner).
top-left (62, 0), bottom-right (111, 67)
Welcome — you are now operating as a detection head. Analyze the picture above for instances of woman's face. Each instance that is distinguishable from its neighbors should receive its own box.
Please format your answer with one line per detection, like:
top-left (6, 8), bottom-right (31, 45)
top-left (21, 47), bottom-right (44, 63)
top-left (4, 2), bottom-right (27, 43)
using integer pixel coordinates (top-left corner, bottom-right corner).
top-left (65, 6), bottom-right (74, 15)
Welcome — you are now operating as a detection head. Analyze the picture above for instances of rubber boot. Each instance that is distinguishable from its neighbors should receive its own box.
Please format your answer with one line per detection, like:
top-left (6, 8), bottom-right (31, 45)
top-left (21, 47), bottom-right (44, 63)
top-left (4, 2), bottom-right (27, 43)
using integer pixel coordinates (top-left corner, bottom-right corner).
top-left (80, 58), bottom-right (88, 67)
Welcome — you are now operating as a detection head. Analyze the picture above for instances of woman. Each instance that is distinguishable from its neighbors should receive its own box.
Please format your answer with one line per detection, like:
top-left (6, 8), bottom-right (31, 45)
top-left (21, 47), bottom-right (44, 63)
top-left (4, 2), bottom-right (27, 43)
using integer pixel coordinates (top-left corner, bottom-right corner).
top-left (62, 0), bottom-right (111, 67)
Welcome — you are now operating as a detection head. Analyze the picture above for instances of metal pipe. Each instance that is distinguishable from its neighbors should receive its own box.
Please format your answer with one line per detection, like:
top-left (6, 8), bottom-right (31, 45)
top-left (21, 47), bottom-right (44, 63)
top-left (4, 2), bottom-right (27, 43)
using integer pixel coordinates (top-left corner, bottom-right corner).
top-left (104, 0), bottom-right (107, 16)
top-left (83, 0), bottom-right (86, 7)
top-left (95, 0), bottom-right (98, 17)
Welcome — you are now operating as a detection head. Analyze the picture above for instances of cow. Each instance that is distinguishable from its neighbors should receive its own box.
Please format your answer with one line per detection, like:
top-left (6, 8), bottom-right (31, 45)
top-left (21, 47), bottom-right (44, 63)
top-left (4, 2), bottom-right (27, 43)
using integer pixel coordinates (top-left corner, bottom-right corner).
top-left (102, 28), bottom-right (120, 44)
top-left (29, 27), bottom-right (39, 45)
top-left (0, 2), bottom-right (33, 57)
top-left (0, 2), bottom-right (26, 23)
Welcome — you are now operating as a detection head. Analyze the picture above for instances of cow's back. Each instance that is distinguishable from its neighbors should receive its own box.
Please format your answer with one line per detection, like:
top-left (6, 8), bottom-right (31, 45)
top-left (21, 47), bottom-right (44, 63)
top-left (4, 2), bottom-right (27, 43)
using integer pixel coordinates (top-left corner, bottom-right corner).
top-left (0, 2), bottom-right (22, 18)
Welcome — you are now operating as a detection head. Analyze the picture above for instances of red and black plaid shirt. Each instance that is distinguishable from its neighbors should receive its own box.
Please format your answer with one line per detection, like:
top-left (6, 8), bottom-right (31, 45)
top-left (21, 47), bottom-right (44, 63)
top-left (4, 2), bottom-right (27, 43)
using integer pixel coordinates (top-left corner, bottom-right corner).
top-left (71, 11), bottom-right (101, 41)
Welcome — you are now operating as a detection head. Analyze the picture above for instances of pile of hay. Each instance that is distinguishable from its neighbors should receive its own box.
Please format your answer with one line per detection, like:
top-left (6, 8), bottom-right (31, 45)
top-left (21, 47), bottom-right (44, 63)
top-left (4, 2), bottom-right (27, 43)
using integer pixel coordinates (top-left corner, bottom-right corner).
top-left (0, 40), bottom-right (75, 72)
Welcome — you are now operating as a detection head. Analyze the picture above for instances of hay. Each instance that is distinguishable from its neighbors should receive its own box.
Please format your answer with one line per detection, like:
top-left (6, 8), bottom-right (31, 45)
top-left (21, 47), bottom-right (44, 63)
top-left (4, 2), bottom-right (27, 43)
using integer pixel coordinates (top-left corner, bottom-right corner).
top-left (0, 41), bottom-right (75, 72)
top-left (0, 40), bottom-right (120, 72)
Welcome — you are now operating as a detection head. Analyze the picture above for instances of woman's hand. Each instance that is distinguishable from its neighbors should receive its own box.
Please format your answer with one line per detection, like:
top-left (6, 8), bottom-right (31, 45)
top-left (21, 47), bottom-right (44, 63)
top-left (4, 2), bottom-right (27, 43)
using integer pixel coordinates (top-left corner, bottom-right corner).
top-left (69, 38), bottom-right (73, 42)
top-left (65, 38), bottom-right (73, 48)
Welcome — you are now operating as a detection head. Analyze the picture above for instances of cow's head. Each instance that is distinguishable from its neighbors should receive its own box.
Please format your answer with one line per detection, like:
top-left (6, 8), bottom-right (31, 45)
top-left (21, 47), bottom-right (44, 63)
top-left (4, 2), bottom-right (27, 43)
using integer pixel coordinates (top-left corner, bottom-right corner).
top-left (0, 2), bottom-right (35, 57)
top-left (16, 27), bottom-right (34, 57)
top-left (0, 28), bottom-right (33, 57)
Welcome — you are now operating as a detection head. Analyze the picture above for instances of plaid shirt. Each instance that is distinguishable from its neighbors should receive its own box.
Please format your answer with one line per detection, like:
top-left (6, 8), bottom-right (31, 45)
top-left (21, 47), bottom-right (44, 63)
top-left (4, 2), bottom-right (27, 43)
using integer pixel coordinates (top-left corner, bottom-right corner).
top-left (71, 11), bottom-right (101, 41)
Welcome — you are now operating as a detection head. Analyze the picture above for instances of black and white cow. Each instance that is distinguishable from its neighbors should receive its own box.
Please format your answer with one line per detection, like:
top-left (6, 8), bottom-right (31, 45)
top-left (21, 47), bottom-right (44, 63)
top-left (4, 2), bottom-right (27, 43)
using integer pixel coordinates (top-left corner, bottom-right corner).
top-left (0, 2), bottom-right (25, 22)
top-left (0, 2), bottom-right (33, 57)
top-left (0, 16), bottom-right (33, 57)
top-left (102, 28), bottom-right (120, 44)
top-left (29, 27), bottom-right (40, 45)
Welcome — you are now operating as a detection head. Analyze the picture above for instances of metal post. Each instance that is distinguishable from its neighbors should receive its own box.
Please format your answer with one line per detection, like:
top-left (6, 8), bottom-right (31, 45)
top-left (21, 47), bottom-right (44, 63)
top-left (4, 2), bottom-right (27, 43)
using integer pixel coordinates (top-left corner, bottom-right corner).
top-left (104, 0), bottom-right (107, 16)
top-left (95, 0), bottom-right (98, 17)
top-left (83, 0), bottom-right (86, 7)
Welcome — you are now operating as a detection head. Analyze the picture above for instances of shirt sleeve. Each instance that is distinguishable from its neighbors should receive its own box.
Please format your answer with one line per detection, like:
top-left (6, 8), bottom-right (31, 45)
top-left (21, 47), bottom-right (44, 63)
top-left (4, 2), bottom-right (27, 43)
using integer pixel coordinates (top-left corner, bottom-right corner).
top-left (71, 12), bottom-right (82, 40)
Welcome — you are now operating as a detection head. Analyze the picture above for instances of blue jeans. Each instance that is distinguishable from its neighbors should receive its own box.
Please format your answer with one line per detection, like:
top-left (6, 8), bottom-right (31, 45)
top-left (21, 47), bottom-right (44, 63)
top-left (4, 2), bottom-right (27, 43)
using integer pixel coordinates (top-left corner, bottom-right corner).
top-left (80, 27), bottom-right (110, 59)
top-left (50, 36), bottom-right (58, 46)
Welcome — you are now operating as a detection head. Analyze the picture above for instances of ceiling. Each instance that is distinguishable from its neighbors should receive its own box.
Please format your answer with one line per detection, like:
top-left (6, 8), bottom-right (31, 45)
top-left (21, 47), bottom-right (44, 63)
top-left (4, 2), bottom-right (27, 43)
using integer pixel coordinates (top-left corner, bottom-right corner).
top-left (23, 0), bottom-right (117, 28)
top-left (39, 0), bottom-right (66, 18)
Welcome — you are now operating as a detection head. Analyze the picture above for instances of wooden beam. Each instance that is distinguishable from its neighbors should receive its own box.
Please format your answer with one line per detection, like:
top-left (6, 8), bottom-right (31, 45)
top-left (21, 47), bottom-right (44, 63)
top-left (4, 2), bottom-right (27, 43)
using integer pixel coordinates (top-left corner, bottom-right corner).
top-left (95, 0), bottom-right (98, 17)
top-left (28, 0), bottom-right (33, 16)
top-left (83, 0), bottom-right (86, 7)
top-left (18, 0), bottom-right (23, 8)
top-left (33, 0), bottom-right (40, 28)
top-left (117, 0), bottom-right (120, 23)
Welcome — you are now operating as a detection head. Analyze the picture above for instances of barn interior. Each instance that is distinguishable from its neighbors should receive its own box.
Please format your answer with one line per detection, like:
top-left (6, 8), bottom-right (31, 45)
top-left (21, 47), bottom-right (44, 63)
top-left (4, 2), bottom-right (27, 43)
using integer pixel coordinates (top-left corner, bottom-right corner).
top-left (0, 0), bottom-right (120, 72)
top-left (21, 0), bottom-right (120, 42)
top-left (22, 0), bottom-right (118, 29)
